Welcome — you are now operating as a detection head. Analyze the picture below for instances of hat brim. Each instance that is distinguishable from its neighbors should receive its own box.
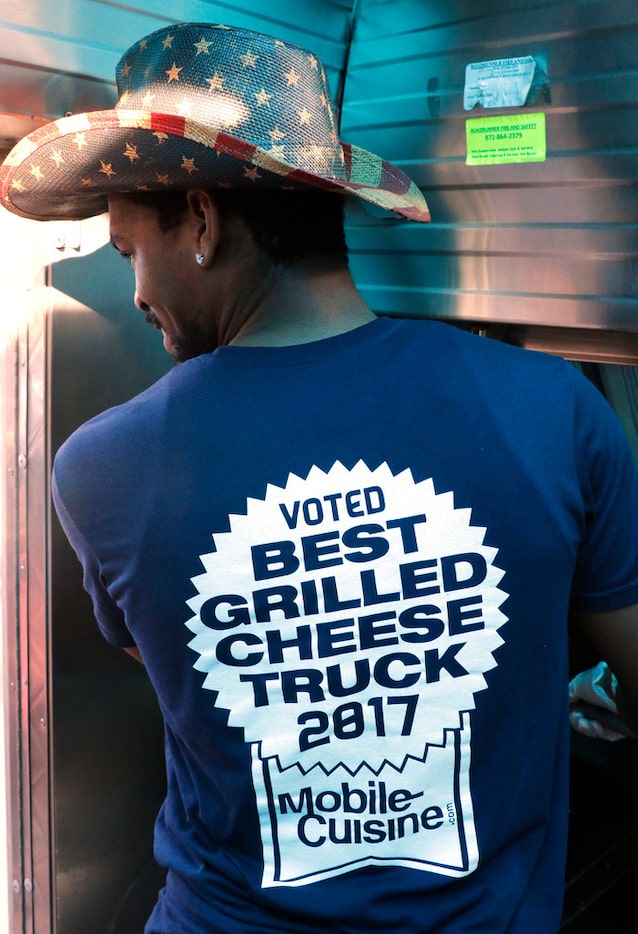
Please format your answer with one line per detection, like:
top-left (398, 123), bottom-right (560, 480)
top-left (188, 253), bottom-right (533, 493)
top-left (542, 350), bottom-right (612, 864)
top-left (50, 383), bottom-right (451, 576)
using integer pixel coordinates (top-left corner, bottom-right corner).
top-left (0, 109), bottom-right (430, 223)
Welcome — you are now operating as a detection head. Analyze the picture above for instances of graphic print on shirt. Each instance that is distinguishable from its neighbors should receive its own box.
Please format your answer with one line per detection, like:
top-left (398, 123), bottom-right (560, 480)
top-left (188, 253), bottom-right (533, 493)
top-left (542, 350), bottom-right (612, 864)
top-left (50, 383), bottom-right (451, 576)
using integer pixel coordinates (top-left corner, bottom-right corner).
top-left (185, 461), bottom-right (508, 887)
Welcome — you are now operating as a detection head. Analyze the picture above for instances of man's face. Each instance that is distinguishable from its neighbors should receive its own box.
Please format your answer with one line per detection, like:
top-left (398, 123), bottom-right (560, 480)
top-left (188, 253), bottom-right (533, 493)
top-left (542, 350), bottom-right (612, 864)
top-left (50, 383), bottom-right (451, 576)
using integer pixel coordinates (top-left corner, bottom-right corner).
top-left (108, 193), bottom-right (219, 363)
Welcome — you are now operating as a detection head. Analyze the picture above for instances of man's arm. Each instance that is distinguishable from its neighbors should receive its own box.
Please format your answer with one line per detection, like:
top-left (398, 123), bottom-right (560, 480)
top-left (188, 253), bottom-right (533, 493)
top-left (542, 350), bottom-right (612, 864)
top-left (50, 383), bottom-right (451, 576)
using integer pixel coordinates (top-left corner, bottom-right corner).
top-left (572, 603), bottom-right (638, 736)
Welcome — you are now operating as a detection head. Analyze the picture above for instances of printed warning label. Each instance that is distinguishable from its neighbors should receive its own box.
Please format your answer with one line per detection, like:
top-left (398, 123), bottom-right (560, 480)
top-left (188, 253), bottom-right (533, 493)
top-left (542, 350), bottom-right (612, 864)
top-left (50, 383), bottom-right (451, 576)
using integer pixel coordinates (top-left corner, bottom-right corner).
top-left (464, 56), bottom-right (537, 110)
top-left (466, 113), bottom-right (546, 165)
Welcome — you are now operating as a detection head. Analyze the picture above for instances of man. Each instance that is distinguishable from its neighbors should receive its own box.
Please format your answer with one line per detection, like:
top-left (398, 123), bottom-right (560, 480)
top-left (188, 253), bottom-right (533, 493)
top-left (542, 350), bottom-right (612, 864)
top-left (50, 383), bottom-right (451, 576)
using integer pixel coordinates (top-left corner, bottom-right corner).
top-left (2, 21), bottom-right (638, 934)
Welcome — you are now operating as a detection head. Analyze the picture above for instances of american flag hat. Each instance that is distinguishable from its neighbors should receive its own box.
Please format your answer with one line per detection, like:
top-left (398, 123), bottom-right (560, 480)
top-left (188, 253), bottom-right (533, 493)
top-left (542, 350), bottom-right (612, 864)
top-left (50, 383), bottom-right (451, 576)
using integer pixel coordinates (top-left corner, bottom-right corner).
top-left (0, 22), bottom-right (430, 223)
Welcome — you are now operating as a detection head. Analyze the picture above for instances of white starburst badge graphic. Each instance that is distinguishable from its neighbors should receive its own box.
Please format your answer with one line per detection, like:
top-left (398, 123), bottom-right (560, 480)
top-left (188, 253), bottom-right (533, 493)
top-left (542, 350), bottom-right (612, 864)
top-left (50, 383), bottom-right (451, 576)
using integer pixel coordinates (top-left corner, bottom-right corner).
top-left (185, 461), bottom-right (508, 885)
top-left (185, 462), bottom-right (507, 769)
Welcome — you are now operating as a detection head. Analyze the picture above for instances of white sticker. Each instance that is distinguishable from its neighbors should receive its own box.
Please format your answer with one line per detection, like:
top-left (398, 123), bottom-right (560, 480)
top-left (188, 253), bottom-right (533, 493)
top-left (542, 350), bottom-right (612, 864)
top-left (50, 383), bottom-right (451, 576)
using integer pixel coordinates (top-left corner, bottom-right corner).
top-left (464, 56), bottom-right (537, 111)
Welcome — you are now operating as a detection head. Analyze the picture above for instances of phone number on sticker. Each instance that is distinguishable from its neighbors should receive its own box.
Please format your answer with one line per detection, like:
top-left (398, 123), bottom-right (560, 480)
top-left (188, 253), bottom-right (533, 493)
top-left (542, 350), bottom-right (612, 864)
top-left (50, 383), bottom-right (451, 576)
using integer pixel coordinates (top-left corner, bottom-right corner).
top-left (484, 132), bottom-right (523, 141)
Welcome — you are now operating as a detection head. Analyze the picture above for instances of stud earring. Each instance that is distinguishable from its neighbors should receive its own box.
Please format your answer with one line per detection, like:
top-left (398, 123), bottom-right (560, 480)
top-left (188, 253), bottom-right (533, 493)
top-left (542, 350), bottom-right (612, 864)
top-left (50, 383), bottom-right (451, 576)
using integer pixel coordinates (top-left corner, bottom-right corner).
top-left (195, 252), bottom-right (205, 266)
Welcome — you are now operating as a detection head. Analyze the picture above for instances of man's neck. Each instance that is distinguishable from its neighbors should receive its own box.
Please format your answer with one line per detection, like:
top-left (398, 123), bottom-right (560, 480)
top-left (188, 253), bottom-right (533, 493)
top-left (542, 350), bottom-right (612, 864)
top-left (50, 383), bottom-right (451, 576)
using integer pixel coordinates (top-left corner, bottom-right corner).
top-left (227, 262), bottom-right (376, 348)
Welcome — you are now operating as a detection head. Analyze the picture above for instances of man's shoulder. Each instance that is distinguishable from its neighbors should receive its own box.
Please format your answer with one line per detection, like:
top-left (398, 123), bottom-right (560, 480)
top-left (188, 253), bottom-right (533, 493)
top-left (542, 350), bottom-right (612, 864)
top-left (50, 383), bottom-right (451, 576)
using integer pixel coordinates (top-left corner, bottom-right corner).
top-left (61, 380), bottom-right (163, 452)
top-left (52, 364), bottom-right (184, 488)
top-left (397, 317), bottom-right (573, 380)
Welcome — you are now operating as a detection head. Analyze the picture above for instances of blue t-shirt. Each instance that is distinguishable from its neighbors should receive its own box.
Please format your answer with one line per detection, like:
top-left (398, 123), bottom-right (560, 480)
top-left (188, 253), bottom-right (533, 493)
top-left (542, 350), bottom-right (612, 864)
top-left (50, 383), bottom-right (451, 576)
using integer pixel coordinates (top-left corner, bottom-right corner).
top-left (53, 317), bottom-right (638, 933)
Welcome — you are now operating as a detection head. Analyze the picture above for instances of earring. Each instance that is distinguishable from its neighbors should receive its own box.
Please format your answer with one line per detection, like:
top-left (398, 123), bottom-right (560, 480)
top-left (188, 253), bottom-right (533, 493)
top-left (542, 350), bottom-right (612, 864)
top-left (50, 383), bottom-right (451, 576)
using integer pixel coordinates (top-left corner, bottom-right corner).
top-left (195, 252), bottom-right (205, 266)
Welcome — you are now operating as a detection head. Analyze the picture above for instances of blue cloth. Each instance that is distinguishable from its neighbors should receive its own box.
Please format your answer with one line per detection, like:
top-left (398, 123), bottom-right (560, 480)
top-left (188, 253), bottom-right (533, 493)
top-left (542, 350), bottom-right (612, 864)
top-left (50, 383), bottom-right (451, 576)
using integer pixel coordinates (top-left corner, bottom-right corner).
top-left (53, 317), bottom-right (638, 933)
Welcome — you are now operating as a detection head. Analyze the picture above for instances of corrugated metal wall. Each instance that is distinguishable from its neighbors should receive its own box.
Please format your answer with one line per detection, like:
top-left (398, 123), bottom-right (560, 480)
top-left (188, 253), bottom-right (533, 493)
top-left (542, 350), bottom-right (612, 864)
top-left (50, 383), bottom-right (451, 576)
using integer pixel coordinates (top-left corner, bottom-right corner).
top-left (6, 0), bottom-right (636, 366)
top-left (341, 0), bottom-right (638, 362)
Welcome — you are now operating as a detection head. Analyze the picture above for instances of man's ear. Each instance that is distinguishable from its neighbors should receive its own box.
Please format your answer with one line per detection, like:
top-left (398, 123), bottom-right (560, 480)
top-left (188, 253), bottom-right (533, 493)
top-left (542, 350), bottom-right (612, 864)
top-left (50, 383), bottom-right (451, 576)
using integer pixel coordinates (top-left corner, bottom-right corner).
top-left (186, 189), bottom-right (221, 268)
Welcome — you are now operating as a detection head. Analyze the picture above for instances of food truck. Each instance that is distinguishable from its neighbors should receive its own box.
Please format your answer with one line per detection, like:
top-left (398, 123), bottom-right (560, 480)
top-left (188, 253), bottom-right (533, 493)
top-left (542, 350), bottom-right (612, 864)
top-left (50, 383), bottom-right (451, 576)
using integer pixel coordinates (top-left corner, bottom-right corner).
top-left (0, 0), bottom-right (637, 930)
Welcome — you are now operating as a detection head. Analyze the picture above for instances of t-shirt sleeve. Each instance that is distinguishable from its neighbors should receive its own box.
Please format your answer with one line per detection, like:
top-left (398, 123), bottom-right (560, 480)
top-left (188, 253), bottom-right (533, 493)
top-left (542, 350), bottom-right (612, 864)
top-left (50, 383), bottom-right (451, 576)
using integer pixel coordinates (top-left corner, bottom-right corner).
top-left (52, 467), bottom-right (136, 649)
top-left (569, 367), bottom-right (638, 612)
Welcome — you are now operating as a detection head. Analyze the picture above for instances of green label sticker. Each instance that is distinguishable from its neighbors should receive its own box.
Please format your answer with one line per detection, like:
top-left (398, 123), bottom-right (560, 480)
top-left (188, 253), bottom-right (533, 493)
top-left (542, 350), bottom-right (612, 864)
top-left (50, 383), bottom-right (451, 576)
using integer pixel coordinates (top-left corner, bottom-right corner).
top-left (466, 112), bottom-right (546, 165)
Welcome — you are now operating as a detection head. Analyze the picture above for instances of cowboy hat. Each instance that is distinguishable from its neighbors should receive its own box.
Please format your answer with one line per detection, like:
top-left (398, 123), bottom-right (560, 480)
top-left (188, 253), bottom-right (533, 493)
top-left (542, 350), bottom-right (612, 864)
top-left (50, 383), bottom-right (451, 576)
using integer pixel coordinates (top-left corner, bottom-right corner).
top-left (0, 22), bottom-right (430, 223)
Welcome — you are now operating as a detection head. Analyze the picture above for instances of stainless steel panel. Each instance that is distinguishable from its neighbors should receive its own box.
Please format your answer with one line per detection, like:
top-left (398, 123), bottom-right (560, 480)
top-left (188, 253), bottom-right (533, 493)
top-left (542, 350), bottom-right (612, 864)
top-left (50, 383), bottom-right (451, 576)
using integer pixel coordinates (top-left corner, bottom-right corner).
top-left (2, 230), bottom-right (173, 934)
top-left (1, 259), bottom-right (52, 933)
top-left (342, 0), bottom-right (638, 354)
top-left (0, 304), bottom-right (19, 933)
top-left (48, 245), bottom-right (171, 933)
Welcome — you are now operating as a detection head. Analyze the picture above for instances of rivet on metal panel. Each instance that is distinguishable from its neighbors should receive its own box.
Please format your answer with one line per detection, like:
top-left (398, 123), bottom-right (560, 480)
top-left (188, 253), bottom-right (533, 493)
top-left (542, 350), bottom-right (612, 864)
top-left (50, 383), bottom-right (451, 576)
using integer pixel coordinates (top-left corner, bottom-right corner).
top-left (53, 221), bottom-right (82, 252)
top-left (23, 879), bottom-right (33, 893)
top-left (12, 880), bottom-right (20, 894)
top-left (18, 453), bottom-right (27, 469)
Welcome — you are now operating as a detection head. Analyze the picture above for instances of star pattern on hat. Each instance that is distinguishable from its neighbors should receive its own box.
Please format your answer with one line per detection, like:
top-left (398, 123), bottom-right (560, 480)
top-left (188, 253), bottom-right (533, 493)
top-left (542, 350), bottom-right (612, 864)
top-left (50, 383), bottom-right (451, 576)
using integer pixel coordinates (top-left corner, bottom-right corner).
top-left (241, 50), bottom-right (258, 69)
top-left (0, 22), bottom-right (429, 223)
top-left (194, 37), bottom-right (213, 55)
top-left (206, 73), bottom-right (225, 92)
top-left (123, 143), bottom-right (139, 162)
top-left (181, 157), bottom-right (198, 175)
top-left (103, 24), bottom-right (344, 184)
top-left (7, 26), bottom-right (340, 200)
top-left (255, 88), bottom-right (272, 107)
top-left (284, 67), bottom-right (300, 87)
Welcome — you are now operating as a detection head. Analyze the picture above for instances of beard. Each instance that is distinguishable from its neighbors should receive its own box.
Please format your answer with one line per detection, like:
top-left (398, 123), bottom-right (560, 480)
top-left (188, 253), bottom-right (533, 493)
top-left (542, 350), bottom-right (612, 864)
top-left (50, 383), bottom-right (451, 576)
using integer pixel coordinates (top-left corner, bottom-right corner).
top-left (168, 325), bottom-right (220, 364)
top-left (144, 308), bottom-right (218, 364)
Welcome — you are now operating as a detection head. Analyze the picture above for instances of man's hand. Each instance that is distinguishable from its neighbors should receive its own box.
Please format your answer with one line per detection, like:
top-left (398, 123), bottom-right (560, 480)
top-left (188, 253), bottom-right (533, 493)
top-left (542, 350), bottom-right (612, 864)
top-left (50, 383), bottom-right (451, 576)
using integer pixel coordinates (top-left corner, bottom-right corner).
top-left (571, 604), bottom-right (638, 739)
top-left (569, 661), bottom-right (635, 741)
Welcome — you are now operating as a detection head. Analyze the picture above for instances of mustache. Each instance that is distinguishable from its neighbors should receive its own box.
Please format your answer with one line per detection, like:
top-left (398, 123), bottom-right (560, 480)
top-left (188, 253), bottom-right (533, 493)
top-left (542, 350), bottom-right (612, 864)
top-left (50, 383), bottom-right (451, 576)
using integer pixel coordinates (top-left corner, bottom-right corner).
top-left (144, 308), bottom-right (162, 330)
top-left (140, 307), bottom-right (218, 364)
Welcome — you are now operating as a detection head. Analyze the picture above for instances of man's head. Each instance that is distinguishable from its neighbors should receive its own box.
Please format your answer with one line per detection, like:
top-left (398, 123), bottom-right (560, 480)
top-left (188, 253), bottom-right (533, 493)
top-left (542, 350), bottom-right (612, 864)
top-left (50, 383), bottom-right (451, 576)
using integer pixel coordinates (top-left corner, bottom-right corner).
top-left (129, 187), bottom-right (348, 267)
top-left (108, 186), bottom-right (349, 363)
top-left (0, 22), bottom-right (430, 224)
